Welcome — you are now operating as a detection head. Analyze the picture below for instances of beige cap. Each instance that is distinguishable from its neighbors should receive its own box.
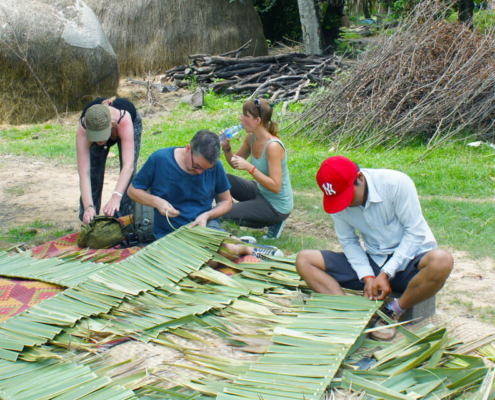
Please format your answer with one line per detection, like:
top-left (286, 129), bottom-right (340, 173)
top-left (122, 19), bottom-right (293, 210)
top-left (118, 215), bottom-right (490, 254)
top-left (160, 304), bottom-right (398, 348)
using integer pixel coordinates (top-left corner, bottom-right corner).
top-left (85, 104), bottom-right (112, 142)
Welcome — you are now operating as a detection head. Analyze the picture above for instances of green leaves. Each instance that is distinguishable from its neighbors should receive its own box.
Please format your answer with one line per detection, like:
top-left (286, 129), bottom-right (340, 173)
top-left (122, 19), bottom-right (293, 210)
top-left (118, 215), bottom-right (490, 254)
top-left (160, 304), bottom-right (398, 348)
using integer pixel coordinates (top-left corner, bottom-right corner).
top-left (1, 225), bottom-right (493, 400)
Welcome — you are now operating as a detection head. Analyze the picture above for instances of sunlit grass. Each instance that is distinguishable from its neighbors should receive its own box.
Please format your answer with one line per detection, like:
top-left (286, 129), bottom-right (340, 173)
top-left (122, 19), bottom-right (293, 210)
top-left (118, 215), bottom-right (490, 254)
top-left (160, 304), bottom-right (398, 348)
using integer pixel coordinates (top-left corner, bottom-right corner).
top-left (1, 91), bottom-right (493, 258)
top-left (0, 221), bottom-right (74, 249)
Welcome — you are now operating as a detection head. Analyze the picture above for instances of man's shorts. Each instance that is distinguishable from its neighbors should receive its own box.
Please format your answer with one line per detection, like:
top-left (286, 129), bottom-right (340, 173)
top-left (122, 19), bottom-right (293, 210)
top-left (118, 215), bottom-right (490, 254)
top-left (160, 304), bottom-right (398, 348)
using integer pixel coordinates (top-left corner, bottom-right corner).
top-left (320, 251), bottom-right (429, 293)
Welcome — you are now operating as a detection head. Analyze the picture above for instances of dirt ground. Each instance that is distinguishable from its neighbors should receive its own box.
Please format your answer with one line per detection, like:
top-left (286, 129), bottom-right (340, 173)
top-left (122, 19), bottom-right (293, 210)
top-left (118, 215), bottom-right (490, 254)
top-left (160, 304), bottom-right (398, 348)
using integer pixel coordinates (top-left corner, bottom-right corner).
top-left (1, 79), bottom-right (495, 344)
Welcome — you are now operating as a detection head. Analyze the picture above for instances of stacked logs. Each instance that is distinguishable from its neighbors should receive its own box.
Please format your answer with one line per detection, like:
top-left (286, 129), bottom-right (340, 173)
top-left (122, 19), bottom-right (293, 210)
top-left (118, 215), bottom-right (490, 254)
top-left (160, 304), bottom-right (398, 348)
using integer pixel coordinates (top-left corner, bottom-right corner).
top-left (163, 47), bottom-right (343, 103)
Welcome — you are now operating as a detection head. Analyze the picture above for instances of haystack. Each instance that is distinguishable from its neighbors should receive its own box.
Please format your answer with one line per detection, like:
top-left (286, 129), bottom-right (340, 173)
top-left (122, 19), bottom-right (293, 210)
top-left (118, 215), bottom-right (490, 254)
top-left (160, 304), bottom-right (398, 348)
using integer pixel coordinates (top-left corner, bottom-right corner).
top-left (0, 0), bottom-right (119, 124)
top-left (85, 0), bottom-right (269, 75)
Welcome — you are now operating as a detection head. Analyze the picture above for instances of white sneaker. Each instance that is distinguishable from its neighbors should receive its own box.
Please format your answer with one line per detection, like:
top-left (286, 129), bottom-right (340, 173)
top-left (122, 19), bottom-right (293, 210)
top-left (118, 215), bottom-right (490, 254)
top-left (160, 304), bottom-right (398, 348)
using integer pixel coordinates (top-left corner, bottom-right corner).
top-left (239, 236), bottom-right (257, 244)
top-left (252, 246), bottom-right (284, 259)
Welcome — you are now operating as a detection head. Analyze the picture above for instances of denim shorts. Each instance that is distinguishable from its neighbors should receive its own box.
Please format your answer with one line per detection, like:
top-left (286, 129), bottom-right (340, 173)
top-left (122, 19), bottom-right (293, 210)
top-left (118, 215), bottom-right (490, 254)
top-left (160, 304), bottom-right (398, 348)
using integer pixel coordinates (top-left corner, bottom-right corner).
top-left (320, 250), bottom-right (429, 293)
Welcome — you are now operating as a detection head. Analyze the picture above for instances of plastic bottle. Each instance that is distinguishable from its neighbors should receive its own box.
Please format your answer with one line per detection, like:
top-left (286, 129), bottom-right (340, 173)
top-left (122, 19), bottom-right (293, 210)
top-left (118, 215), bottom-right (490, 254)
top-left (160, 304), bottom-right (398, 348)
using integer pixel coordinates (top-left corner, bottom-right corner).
top-left (219, 124), bottom-right (243, 144)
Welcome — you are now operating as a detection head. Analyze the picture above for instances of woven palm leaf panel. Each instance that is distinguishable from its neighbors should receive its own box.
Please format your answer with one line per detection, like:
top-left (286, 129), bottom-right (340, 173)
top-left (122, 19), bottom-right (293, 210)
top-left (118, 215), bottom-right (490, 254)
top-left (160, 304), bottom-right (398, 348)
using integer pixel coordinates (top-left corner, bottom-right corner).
top-left (40, 258), bottom-right (299, 353)
top-left (0, 251), bottom-right (110, 287)
top-left (50, 283), bottom-right (251, 349)
top-left (0, 227), bottom-right (383, 399)
top-left (0, 269), bottom-right (305, 397)
top-left (0, 282), bottom-right (254, 399)
top-left (0, 358), bottom-right (137, 399)
top-left (216, 294), bottom-right (380, 400)
top-left (0, 227), bottom-right (228, 360)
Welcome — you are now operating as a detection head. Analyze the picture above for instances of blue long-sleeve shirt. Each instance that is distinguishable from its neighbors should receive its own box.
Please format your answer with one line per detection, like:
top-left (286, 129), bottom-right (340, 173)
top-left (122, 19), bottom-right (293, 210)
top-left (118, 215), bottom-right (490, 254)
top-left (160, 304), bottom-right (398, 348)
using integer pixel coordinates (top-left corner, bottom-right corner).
top-left (331, 169), bottom-right (437, 280)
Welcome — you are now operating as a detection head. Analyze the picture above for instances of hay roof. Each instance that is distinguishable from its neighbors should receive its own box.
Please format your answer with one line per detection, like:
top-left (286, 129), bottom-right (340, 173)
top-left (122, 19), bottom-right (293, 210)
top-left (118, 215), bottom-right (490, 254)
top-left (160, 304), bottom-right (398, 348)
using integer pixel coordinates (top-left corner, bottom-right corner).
top-left (85, 0), bottom-right (269, 75)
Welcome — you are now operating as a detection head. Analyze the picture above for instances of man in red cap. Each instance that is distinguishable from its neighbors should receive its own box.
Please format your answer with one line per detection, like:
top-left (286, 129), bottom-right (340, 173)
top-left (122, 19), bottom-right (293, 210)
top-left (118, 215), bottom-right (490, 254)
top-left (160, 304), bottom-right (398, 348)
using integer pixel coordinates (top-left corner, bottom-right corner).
top-left (296, 156), bottom-right (453, 340)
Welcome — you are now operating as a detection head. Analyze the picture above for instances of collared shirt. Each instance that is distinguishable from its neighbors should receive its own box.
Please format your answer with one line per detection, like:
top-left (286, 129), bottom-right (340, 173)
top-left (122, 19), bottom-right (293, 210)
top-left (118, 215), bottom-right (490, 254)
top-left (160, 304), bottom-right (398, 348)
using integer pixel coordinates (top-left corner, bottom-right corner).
top-left (331, 169), bottom-right (437, 279)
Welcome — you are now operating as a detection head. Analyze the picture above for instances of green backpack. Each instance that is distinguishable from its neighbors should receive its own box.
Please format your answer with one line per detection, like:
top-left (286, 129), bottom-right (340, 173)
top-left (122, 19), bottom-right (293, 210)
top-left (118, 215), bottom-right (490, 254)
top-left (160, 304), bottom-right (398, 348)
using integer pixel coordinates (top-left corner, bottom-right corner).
top-left (77, 216), bottom-right (127, 249)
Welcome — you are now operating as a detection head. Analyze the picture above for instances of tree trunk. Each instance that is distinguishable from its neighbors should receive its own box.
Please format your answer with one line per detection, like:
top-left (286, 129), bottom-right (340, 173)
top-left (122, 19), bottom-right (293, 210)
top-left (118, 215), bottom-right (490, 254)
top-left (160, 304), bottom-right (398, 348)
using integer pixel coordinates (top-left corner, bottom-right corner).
top-left (297, 0), bottom-right (345, 55)
top-left (363, 0), bottom-right (372, 19)
top-left (297, 0), bottom-right (324, 54)
top-left (458, 0), bottom-right (474, 25)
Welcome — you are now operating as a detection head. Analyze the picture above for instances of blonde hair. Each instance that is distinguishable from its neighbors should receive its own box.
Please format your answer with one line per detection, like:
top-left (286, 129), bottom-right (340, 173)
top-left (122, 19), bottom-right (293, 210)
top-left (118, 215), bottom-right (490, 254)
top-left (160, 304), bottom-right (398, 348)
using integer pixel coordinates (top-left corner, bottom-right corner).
top-left (103, 96), bottom-right (117, 106)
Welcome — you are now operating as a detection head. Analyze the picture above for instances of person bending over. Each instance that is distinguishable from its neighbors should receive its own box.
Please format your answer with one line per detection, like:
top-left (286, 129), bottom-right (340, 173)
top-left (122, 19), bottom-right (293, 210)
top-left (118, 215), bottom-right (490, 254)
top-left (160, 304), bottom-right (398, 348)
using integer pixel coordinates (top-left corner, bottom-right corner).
top-left (76, 97), bottom-right (142, 224)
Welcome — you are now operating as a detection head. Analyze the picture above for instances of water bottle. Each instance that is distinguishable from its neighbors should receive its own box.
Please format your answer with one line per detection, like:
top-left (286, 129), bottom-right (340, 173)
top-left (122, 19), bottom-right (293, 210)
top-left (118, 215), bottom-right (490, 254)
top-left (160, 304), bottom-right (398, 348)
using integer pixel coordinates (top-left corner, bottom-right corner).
top-left (219, 124), bottom-right (243, 144)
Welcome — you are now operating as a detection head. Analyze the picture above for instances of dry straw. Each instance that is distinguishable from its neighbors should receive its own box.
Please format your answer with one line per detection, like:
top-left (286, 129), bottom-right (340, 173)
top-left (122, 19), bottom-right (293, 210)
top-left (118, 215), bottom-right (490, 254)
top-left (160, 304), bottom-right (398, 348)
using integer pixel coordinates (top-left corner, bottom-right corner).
top-left (294, 0), bottom-right (495, 152)
top-left (0, 0), bottom-right (119, 124)
top-left (85, 0), bottom-right (269, 76)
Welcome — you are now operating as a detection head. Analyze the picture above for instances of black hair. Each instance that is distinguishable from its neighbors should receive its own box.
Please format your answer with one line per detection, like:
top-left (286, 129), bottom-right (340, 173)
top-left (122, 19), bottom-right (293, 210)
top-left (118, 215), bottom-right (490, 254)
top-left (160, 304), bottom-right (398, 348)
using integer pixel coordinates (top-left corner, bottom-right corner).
top-left (190, 130), bottom-right (220, 164)
top-left (354, 163), bottom-right (360, 186)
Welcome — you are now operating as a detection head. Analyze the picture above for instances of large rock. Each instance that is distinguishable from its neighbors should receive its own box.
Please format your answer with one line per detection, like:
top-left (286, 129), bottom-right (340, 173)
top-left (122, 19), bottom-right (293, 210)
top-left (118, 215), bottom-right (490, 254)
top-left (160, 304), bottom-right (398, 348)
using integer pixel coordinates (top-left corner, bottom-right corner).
top-left (85, 0), bottom-right (269, 75)
top-left (0, 0), bottom-right (119, 124)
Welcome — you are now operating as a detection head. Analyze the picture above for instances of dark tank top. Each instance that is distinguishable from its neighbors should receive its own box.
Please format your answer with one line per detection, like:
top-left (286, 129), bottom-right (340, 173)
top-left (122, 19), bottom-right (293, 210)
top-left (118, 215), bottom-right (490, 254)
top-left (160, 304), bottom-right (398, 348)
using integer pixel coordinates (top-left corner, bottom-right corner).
top-left (80, 98), bottom-right (137, 147)
top-left (80, 98), bottom-right (137, 126)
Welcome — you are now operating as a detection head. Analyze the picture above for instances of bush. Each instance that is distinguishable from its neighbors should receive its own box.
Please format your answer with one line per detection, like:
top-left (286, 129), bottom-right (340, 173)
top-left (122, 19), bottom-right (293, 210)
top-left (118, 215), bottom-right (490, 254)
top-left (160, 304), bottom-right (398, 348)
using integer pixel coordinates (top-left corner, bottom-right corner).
top-left (293, 0), bottom-right (495, 150)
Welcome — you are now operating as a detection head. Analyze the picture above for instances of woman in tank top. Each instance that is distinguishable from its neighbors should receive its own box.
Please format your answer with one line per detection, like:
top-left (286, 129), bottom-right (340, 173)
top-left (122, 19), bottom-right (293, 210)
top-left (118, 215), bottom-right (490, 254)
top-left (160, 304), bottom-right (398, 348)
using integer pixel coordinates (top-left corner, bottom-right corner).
top-left (76, 97), bottom-right (142, 224)
top-left (220, 98), bottom-right (293, 236)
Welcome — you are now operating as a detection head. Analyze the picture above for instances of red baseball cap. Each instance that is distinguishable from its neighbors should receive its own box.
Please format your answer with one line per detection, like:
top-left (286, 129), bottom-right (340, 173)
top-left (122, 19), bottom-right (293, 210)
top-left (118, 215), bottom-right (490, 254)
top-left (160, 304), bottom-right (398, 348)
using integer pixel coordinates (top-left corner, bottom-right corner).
top-left (316, 156), bottom-right (358, 214)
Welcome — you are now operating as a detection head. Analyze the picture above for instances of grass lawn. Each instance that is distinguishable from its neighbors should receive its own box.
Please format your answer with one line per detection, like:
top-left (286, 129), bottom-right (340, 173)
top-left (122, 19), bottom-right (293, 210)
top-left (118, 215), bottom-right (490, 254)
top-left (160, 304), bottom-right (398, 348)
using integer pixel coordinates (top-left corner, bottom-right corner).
top-left (1, 92), bottom-right (494, 260)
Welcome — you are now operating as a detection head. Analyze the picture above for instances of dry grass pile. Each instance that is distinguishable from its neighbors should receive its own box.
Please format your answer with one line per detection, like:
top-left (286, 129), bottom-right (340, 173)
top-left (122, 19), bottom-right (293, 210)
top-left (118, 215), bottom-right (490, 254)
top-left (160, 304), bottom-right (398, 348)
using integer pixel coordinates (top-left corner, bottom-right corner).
top-left (296, 0), bottom-right (495, 150)
top-left (86, 0), bottom-right (268, 76)
top-left (0, 0), bottom-right (119, 124)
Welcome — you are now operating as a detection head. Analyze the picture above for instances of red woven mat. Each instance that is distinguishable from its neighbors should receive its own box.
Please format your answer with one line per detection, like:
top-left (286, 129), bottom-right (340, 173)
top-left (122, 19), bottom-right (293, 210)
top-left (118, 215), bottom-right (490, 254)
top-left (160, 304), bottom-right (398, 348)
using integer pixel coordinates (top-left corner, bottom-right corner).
top-left (1, 216), bottom-right (143, 322)
top-left (217, 255), bottom-right (262, 276)
top-left (0, 277), bottom-right (64, 323)
top-left (31, 215), bottom-right (142, 263)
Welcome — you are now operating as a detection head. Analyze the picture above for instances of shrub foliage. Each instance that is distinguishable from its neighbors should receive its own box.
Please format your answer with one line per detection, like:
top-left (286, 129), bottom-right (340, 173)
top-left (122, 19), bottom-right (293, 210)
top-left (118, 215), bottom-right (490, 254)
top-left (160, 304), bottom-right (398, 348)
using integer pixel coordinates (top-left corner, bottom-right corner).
top-left (295, 0), bottom-right (495, 150)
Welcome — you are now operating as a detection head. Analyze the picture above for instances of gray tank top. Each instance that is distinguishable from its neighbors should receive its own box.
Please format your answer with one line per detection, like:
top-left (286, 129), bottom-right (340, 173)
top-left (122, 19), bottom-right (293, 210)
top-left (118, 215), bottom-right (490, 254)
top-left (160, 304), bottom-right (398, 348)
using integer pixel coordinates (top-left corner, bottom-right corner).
top-left (250, 135), bottom-right (293, 214)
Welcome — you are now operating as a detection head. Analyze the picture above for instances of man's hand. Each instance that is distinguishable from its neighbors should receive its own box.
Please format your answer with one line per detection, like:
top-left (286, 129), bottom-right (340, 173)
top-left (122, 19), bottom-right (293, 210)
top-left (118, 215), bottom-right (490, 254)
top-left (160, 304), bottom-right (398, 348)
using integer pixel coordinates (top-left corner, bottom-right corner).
top-left (189, 212), bottom-right (209, 228)
top-left (363, 277), bottom-right (375, 300)
top-left (157, 199), bottom-right (180, 217)
top-left (372, 271), bottom-right (392, 300)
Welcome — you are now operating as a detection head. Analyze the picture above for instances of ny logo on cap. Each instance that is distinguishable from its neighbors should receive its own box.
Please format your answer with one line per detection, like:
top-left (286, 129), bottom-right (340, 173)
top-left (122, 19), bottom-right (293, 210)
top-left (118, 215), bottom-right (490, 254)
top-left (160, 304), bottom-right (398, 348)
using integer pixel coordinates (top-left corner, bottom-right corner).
top-left (322, 183), bottom-right (336, 196)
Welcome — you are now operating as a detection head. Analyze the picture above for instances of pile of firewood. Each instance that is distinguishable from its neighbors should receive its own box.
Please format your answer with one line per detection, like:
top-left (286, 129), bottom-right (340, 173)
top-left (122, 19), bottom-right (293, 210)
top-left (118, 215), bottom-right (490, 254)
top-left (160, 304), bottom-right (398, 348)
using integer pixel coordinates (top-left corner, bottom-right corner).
top-left (294, 0), bottom-right (495, 151)
top-left (162, 42), bottom-right (343, 103)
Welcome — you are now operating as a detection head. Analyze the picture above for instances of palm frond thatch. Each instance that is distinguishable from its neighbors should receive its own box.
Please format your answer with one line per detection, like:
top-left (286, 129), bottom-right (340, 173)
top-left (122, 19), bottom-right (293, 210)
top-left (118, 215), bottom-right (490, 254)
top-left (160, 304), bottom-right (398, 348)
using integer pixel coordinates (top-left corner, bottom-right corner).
top-left (85, 0), bottom-right (268, 75)
top-left (0, 225), bottom-right (494, 399)
top-left (0, 251), bottom-right (111, 287)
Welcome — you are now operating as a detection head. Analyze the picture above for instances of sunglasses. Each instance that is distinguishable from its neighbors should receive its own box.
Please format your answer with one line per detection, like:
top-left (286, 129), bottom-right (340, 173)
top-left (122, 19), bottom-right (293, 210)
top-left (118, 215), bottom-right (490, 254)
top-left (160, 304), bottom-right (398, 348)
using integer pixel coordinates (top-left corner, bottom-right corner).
top-left (254, 98), bottom-right (262, 119)
top-left (190, 151), bottom-right (212, 172)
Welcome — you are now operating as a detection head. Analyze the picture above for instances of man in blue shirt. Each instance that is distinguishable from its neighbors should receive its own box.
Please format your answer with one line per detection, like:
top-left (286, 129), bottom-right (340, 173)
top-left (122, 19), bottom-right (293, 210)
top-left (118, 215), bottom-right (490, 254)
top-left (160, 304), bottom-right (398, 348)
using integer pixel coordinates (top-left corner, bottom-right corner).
top-left (296, 156), bottom-right (453, 339)
top-left (128, 130), bottom-right (281, 259)
top-left (129, 130), bottom-right (232, 239)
